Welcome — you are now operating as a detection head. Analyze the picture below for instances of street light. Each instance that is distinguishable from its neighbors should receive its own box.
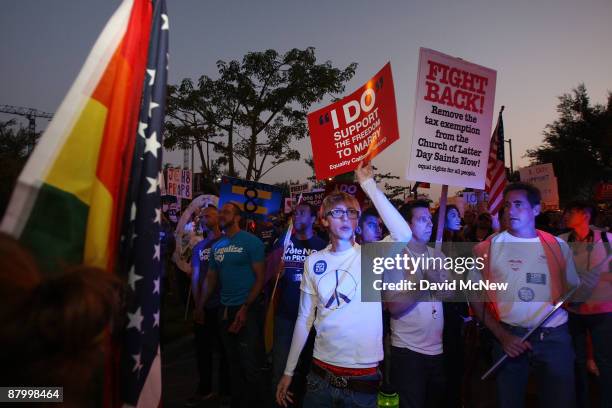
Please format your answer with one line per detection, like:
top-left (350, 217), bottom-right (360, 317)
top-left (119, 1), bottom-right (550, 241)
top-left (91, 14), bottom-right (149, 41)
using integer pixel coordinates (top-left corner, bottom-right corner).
top-left (504, 138), bottom-right (514, 174)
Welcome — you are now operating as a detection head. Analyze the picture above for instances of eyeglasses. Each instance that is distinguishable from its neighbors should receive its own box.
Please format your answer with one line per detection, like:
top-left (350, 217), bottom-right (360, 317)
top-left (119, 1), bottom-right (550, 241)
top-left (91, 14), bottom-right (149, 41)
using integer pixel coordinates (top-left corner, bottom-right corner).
top-left (326, 208), bottom-right (360, 219)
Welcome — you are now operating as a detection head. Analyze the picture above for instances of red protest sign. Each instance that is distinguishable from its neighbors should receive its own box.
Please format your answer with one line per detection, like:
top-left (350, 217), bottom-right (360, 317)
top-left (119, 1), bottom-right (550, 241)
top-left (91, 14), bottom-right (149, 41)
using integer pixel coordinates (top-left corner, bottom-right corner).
top-left (307, 63), bottom-right (399, 180)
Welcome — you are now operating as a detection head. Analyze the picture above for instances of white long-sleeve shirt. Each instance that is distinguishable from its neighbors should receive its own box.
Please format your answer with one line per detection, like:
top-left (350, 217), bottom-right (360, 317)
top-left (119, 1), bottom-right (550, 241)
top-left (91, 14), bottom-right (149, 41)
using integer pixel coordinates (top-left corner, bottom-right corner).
top-left (283, 177), bottom-right (411, 376)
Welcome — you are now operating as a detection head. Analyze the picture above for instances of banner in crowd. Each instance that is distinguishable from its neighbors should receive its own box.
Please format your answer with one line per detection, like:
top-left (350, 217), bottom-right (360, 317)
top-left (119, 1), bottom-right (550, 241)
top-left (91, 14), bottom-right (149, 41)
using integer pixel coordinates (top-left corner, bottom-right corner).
top-left (324, 181), bottom-right (368, 208)
top-left (284, 190), bottom-right (326, 213)
top-left (519, 163), bottom-right (559, 208)
top-left (595, 182), bottom-right (612, 202)
top-left (307, 63), bottom-right (400, 180)
top-left (462, 191), bottom-right (488, 210)
top-left (406, 48), bottom-right (497, 189)
top-left (166, 167), bottom-right (192, 199)
top-left (290, 182), bottom-right (310, 198)
top-left (218, 176), bottom-right (282, 219)
top-left (300, 190), bottom-right (325, 208)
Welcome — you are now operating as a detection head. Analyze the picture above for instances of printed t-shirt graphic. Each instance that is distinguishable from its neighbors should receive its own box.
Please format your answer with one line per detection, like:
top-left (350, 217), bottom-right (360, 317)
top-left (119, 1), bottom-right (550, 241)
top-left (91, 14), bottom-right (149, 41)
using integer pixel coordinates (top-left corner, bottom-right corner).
top-left (209, 230), bottom-right (265, 306)
top-left (301, 244), bottom-right (384, 367)
top-left (276, 235), bottom-right (327, 320)
top-left (469, 231), bottom-right (579, 328)
top-left (192, 236), bottom-right (222, 308)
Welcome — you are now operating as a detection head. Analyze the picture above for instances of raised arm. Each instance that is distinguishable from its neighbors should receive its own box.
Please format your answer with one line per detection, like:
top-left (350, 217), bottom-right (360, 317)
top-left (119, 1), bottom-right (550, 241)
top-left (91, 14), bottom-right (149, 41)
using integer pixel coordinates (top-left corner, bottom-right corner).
top-left (355, 162), bottom-right (412, 242)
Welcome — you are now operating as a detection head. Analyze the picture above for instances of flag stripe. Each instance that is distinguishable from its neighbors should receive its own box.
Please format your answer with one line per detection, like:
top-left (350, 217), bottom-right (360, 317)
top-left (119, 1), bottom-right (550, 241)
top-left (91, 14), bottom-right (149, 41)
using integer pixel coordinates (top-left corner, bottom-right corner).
top-left (0, 1), bottom-right (133, 238)
top-left (45, 99), bottom-right (108, 204)
top-left (485, 109), bottom-right (506, 215)
top-left (92, 0), bottom-right (152, 271)
top-left (84, 181), bottom-right (115, 268)
top-left (19, 185), bottom-right (89, 272)
top-left (119, 0), bottom-right (167, 405)
top-left (136, 349), bottom-right (161, 408)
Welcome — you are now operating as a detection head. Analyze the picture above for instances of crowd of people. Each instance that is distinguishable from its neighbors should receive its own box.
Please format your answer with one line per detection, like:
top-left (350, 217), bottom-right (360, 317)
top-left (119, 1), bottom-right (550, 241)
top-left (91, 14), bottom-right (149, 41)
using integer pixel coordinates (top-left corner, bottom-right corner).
top-left (161, 165), bottom-right (610, 408)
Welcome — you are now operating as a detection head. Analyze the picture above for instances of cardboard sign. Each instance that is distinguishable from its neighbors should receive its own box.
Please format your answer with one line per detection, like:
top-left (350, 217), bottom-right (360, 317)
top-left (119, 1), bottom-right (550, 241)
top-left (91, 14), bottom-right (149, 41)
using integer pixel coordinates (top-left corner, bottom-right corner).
top-left (180, 169), bottom-right (192, 199)
top-left (290, 182), bottom-right (310, 198)
top-left (218, 177), bottom-right (282, 220)
top-left (595, 182), bottom-right (612, 202)
top-left (300, 191), bottom-right (325, 208)
top-left (166, 167), bottom-right (192, 199)
top-left (307, 63), bottom-right (400, 180)
top-left (406, 48), bottom-right (497, 189)
top-left (519, 163), bottom-right (559, 208)
top-left (462, 190), bottom-right (489, 211)
top-left (166, 168), bottom-right (181, 198)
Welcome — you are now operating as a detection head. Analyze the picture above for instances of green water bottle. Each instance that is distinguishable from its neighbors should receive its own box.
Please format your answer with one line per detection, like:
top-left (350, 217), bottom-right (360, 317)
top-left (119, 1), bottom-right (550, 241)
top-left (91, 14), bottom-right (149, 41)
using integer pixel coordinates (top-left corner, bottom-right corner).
top-left (377, 385), bottom-right (399, 408)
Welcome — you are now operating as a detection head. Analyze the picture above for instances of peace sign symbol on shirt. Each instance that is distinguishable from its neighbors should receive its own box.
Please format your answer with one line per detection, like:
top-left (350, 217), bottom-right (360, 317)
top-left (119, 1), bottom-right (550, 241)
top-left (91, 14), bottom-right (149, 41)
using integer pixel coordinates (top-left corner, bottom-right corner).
top-left (318, 268), bottom-right (357, 310)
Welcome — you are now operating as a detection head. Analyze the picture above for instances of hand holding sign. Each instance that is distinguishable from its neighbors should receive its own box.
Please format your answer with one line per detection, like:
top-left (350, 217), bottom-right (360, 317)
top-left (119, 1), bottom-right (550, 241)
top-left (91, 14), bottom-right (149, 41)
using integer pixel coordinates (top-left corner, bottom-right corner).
top-left (354, 160), bottom-right (374, 184)
top-left (308, 63), bottom-right (399, 180)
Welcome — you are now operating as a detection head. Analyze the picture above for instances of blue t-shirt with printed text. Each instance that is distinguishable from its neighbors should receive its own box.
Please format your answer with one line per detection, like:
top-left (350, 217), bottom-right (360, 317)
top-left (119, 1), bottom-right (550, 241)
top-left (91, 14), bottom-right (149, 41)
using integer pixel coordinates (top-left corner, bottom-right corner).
top-left (192, 236), bottom-right (222, 309)
top-left (277, 234), bottom-right (327, 320)
top-left (209, 230), bottom-right (265, 306)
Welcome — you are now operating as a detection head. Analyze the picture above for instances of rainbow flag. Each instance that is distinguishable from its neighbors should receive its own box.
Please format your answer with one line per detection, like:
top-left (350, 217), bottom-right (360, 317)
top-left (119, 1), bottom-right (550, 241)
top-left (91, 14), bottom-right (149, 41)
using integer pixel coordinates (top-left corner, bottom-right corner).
top-left (1, 0), bottom-right (154, 274)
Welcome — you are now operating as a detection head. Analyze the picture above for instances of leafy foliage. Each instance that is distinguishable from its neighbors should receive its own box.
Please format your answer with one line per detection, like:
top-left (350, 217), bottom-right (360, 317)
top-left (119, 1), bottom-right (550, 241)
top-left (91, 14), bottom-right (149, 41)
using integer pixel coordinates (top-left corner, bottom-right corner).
top-left (0, 120), bottom-right (40, 216)
top-left (166, 48), bottom-right (357, 181)
top-left (526, 84), bottom-right (612, 203)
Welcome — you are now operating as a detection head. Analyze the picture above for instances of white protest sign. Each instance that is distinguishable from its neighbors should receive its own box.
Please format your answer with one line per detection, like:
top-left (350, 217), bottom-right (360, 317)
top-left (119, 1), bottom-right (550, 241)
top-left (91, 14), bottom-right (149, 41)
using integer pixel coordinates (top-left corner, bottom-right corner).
top-left (519, 163), bottom-right (559, 208)
top-left (166, 167), bottom-right (192, 199)
top-left (166, 167), bottom-right (181, 198)
top-left (289, 183), bottom-right (309, 198)
top-left (180, 169), bottom-right (192, 199)
top-left (407, 48), bottom-right (497, 189)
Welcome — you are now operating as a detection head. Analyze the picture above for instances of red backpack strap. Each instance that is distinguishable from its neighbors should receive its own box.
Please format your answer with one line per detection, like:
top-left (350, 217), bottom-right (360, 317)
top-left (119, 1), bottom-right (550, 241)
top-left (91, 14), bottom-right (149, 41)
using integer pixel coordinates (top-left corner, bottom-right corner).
top-left (473, 233), bottom-right (501, 320)
top-left (536, 229), bottom-right (567, 302)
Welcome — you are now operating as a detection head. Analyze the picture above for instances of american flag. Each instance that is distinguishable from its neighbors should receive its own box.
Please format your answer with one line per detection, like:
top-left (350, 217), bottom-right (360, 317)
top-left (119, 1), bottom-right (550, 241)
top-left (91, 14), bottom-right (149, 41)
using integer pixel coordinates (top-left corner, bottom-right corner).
top-left (486, 107), bottom-right (506, 215)
top-left (119, 0), bottom-right (168, 406)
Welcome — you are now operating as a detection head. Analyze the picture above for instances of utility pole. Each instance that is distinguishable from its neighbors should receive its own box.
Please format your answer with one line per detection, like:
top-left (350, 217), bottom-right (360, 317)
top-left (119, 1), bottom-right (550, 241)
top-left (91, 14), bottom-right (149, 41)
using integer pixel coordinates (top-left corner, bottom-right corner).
top-left (0, 104), bottom-right (53, 153)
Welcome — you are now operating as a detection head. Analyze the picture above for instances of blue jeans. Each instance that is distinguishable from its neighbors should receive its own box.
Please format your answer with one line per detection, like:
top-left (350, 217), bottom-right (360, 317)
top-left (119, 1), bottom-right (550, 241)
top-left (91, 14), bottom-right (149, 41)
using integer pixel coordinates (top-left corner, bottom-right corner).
top-left (303, 370), bottom-right (379, 408)
top-left (493, 322), bottom-right (575, 408)
top-left (569, 312), bottom-right (612, 408)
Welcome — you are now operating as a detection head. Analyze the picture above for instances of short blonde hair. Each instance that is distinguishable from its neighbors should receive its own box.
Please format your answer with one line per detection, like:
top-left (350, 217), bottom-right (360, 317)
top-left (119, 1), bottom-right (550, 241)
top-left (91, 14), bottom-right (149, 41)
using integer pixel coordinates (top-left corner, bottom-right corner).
top-left (320, 192), bottom-right (361, 219)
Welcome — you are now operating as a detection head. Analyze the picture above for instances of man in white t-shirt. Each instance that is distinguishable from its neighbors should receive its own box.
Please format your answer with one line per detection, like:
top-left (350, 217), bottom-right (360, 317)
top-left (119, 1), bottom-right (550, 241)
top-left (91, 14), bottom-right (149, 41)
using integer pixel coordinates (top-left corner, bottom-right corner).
top-left (470, 182), bottom-right (587, 408)
top-left (275, 162), bottom-right (412, 408)
top-left (383, 200), bottom-right (450, 408)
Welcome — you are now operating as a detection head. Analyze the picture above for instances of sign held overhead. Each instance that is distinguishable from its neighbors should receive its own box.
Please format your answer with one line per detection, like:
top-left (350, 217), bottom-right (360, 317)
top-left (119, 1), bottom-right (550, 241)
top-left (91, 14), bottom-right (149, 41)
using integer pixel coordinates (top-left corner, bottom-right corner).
top-left (307, 63), bottom-right (400, 180)
top-left (407, 48), bottom-right (497, 189)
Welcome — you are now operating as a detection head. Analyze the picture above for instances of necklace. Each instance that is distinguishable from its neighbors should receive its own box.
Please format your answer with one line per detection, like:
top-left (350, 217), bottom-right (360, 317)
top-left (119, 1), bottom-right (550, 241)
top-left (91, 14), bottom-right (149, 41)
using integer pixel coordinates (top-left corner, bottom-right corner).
top-left (405, 245), bottom-right (439, 319)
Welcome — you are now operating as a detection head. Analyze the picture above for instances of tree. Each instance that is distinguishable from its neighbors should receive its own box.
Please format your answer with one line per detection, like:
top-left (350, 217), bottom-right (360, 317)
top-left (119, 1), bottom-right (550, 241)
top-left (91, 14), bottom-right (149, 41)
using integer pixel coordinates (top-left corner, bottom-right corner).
top-left (0, 120), bottom-right (41, 217)
top-left (526, 84), bottom-right (612, 203)
top-left (165, 48), bottom-right (357, 181)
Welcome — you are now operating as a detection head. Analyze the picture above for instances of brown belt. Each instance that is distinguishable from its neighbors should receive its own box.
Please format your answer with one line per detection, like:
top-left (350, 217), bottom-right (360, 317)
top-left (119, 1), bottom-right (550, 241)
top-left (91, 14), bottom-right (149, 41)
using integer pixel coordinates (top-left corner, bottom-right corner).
top-left (311, 363), bottom-right (379, 394)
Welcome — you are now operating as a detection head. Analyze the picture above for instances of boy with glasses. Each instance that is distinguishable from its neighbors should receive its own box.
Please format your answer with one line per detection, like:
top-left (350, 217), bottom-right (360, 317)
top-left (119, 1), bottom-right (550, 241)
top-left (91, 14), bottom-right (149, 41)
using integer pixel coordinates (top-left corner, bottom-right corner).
top-left (276, 162), bottom-right (412, 408)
